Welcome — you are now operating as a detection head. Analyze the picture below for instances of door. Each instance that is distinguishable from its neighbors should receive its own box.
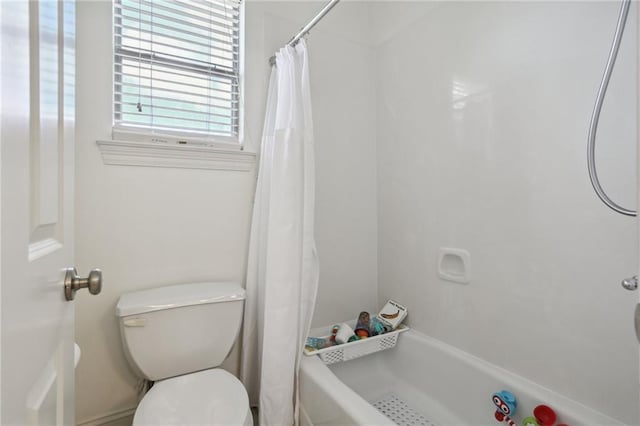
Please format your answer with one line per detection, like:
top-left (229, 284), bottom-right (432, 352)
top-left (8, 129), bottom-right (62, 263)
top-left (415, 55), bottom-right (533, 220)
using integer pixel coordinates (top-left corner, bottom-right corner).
top-left (1, 1), bottom-right (77, 424)
top-left (637, 5), bottom-right (640, 425)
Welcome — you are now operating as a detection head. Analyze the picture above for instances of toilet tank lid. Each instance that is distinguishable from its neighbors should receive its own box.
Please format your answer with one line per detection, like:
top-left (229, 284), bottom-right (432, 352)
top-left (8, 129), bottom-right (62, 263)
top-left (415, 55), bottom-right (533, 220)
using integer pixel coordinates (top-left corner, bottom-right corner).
top-left (116, 282), bottom-right (246, 317)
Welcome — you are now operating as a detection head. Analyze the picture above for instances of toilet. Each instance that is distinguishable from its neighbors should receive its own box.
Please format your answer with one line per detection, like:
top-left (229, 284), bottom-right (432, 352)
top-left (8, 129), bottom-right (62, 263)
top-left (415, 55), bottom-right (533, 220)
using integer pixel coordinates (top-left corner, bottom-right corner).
top-left (116, 281), bottom-right (252, 426)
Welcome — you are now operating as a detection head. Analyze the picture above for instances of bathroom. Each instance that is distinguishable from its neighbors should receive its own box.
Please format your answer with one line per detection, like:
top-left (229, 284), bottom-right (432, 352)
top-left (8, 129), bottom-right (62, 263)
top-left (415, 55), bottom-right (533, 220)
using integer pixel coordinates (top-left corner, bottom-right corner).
top-left (0, 0), bottom-right (638, 425)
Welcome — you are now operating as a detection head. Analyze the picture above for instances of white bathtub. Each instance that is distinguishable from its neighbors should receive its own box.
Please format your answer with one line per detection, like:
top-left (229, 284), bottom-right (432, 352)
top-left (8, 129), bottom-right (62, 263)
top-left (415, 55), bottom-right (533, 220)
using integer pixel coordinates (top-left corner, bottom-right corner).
top-left (299, 329), bottom-right (624, 426)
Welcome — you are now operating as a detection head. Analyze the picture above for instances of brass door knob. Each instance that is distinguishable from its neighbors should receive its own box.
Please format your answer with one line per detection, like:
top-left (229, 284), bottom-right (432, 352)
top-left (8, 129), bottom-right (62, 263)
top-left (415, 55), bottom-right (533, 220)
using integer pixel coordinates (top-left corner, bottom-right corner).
top-left (64, 268), bottom-right (102, 301)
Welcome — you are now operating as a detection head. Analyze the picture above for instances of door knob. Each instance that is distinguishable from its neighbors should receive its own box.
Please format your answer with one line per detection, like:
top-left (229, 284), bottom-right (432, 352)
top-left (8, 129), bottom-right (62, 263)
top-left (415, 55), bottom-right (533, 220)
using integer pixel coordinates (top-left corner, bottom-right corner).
top-left (64, 268), bottom-right (102, 301)
top-left (621, 275), bottom-right (638, 291)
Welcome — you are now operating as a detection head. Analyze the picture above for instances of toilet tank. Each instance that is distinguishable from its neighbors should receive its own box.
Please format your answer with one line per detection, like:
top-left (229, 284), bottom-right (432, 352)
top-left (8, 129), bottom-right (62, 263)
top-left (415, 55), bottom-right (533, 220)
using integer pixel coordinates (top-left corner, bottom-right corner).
top-left (116, 282), bottom-right (245, 381)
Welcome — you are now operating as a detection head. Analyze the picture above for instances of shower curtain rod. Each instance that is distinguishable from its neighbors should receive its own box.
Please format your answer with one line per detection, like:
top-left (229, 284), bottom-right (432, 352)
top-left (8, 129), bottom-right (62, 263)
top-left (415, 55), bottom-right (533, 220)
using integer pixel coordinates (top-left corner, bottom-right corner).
top-left (268, 0), bottom-right (341, 66)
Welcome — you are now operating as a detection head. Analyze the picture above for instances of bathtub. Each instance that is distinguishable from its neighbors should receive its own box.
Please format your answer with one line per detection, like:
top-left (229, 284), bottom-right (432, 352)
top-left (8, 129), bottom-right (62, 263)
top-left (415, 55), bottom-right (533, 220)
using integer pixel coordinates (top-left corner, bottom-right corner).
top-left (299, 329), bottom-right (624, 426)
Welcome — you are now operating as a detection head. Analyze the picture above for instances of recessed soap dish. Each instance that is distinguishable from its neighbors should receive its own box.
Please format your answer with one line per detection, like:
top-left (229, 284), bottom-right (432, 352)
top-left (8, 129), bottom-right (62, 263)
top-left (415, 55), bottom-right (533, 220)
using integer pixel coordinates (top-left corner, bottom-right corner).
top-left (437, 248), bottom-right (471, 284)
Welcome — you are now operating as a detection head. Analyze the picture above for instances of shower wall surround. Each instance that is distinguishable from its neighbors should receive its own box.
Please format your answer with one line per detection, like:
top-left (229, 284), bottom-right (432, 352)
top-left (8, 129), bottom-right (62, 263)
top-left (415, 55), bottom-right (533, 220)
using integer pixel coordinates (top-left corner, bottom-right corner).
top-left (374, 2), bottom-right (638, 424)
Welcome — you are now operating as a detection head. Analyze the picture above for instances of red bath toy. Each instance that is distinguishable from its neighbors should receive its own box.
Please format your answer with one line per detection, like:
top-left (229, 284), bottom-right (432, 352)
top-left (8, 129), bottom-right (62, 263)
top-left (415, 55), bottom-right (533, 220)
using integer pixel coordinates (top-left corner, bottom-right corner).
top-left (534, 405), bottom-right (557, 426)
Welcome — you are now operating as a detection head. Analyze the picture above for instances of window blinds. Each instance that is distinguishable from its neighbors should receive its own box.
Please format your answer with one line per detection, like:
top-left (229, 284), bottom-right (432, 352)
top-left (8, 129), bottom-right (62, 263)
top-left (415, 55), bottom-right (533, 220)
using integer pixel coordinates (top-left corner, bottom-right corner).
top-left (114, 0), bottom-right (241, 140)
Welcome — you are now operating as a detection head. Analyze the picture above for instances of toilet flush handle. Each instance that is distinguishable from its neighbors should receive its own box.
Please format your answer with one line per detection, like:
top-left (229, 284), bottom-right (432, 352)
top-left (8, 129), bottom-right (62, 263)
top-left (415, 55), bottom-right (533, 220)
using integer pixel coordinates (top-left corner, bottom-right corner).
top-left (64, 268), bottom-right (102, 301)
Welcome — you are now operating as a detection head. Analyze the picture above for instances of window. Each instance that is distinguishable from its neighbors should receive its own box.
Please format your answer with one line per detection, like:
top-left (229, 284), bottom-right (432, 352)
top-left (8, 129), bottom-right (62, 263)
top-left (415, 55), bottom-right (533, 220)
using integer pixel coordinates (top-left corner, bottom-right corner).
top-left (113, 0), bottom-right (241, 142)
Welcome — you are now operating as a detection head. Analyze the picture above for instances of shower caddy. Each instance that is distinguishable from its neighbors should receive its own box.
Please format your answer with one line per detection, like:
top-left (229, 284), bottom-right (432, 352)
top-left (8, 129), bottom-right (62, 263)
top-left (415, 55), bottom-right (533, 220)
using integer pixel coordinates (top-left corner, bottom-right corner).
top-left (305, 323), bottom-right (410, 365)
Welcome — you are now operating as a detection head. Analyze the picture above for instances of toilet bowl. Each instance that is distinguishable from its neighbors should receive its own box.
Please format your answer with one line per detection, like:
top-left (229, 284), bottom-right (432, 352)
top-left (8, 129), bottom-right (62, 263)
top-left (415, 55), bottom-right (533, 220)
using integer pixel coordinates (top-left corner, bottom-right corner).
top-left (116, 282), bottom-right (252, 425)
top-left (133, 369), bottom-right (252, 426)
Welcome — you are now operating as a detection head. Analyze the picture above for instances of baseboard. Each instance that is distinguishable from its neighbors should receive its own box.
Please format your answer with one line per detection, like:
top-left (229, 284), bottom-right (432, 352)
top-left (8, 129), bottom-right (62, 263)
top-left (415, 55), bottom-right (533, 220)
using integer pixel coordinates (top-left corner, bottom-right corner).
top-left (77, 406), bottom-right (137, 426)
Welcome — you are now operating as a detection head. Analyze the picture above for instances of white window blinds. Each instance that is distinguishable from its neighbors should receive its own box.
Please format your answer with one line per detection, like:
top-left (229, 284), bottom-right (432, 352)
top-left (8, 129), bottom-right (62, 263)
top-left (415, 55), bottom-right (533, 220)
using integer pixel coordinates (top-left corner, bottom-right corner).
top-left (114, 0), bottom-right (241, 140)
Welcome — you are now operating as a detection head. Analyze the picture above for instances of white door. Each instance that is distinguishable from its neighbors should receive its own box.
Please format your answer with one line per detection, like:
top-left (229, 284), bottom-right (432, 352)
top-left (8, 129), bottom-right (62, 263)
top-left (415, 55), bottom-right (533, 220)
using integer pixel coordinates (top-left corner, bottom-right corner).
top-left (635, 10), bottom-right (640, 407)
top-left (1, 1), bottom-right (88, 424)
top-left (637, 6), bottom-right (640, 424)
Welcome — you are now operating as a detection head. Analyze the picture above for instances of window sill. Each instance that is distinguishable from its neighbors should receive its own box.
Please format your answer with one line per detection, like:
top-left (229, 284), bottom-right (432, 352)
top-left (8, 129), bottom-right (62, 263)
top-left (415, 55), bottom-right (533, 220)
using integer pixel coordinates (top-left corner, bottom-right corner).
top-left (96, 140), bottom-right (256, 172)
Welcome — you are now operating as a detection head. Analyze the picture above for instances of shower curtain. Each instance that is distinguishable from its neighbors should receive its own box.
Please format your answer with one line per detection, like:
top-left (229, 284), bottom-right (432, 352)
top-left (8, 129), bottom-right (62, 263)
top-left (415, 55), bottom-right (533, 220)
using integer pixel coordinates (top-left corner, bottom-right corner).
top-left (241, 40), bottom-right (319, 426)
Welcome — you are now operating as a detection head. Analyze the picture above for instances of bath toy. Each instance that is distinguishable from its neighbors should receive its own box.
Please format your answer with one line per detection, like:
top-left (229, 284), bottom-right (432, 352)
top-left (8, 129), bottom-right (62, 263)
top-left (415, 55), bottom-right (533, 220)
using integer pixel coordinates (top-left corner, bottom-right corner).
top-left (533, 405), bottom-right (556, 426)
top-left (335, 323), bottom-right (355, 344)
top-left (330, 325), bottom-right (339, 343)
top-left (369, 317), bottom-right (387, 336)
top-left (355, 329), bottom-right (369, 338)
top-left (355, 311), bottom-right (371, 337)
top-left (494, 411), bottom-right (517, 426)
top-left (492, 390), bottom-right (517, 426)
top-left (523, 416), bottom-right (539, 426)
top-left (305, 336), bottom-right (334, 351)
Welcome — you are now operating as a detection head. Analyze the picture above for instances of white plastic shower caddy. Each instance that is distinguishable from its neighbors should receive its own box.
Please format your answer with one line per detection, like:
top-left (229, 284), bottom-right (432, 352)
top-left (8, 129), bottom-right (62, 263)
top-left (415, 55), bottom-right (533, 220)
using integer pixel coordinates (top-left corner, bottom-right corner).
top-left (304, 322), bottom-right (410, 365)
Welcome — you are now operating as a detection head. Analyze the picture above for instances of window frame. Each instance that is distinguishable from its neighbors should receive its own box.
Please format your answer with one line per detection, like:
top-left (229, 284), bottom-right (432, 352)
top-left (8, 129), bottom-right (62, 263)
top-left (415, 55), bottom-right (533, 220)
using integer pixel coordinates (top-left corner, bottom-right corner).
top-left (111, 0), bottom-right (245, 151)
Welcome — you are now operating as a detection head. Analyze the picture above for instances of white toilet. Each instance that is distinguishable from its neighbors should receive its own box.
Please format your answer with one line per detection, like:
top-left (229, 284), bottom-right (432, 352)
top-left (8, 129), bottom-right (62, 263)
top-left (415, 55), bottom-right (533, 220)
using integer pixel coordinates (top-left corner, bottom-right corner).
top-left (116, 281), bottom-right (252, 426)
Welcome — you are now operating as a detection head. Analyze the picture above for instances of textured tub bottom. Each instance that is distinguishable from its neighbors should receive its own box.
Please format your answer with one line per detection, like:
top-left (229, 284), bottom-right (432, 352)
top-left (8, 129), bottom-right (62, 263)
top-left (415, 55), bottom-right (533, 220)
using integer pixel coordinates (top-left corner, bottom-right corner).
top-left (371, 393), bottom-right (436, 426)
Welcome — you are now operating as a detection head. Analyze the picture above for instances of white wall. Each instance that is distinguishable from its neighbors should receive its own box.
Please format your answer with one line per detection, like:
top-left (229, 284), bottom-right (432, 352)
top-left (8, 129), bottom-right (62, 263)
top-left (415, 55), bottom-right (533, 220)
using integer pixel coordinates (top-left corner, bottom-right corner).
top-left (74, 1), bottom-right (257, 423)
top-left (75, 1), bottom-right (378, 423)
top-left (374, 2), bottom-right (639, 424)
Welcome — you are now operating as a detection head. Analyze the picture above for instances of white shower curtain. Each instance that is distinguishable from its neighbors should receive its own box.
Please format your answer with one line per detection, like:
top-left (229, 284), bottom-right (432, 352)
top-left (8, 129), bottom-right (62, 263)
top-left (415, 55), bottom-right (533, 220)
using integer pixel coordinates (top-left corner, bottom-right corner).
top-left (241, 40), bottom-right (319, 426)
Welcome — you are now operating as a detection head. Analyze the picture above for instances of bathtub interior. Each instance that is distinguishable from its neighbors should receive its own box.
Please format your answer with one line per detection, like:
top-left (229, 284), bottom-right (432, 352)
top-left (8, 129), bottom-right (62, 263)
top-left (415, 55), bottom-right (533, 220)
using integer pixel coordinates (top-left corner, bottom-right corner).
top-left (323, 330), bottom-right (623, 426)
top-left (329, 353), bottom-right (461, 425)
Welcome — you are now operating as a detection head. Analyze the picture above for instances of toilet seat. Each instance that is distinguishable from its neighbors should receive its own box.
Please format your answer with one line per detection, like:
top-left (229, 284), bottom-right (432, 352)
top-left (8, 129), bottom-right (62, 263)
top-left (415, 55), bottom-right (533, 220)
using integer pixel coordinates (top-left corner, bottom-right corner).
top-left (133, 368), bottom-right (252, 426)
